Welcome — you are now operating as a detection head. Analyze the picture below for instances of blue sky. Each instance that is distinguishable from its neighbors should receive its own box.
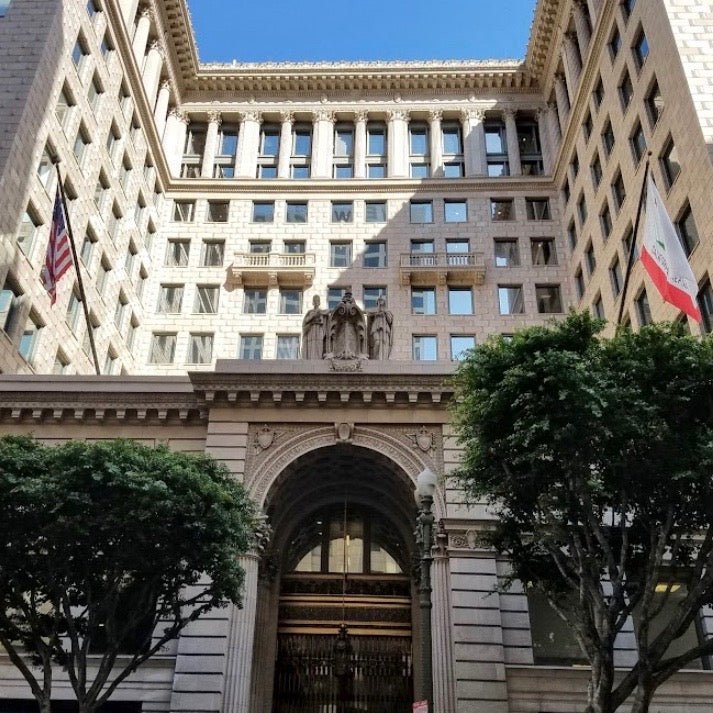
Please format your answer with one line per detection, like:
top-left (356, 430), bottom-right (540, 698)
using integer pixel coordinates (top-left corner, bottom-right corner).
top-left (186, 0), bottom-right (537, 63)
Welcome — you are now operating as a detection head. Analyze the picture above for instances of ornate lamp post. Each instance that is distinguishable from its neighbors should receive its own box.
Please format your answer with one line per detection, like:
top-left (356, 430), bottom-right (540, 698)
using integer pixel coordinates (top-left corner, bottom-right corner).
top-left (415, 467), bottom-right (437, 712)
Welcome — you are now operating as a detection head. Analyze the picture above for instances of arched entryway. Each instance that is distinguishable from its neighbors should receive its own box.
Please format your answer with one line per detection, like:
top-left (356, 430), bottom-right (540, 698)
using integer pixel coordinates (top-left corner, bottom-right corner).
top-left (251, 443), bottom-right (427, 713)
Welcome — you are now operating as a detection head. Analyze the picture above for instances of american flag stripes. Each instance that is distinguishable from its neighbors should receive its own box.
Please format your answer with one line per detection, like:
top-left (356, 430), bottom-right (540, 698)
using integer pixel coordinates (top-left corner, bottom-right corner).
top-left (41, 189), bottom-right (73, 304)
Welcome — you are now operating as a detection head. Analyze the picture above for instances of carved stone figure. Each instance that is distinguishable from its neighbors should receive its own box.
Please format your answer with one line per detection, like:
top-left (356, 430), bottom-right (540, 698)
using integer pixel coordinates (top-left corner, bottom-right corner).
top-left (301, 295), bottom-right (329, 360)
top-left (328, 292), bottom-right (367, 360)
top-left (367, 296), bottom-right (394, 360)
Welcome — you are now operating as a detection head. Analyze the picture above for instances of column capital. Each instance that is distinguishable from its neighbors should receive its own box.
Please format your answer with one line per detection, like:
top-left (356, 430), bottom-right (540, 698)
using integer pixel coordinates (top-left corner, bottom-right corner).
top-left (573, 0), bottom-right (589, 12)
top-left (354, 109), bottom-right (369, 123)
top-left (159, 78), bottom-right (172, 92)
top-left (429, 109), bottom-right (443, 122)
top-left (313, 109), bottom-right (336, 123)
top-left (563, 29), bottom-right (579, 45)
top-left (387, 108), bottom-right (409, 122)
top-left (460, 107), bottom-right (485, 123)
top-left (240, 109), bottom-right (261, 123)
top-left (279, 110), bottom-right (295, 124)
top-left (503, 107), bottom-right (517, 119)
top-left (148, 38), bottom-right (165, 57)
top-left (554, 71), bottom-right (567, 83)
top-left (168, 107), bottom-right (189, 124)
top-left (207, 110), bottom-right (222, 125)
top-left (138, 5), bottom-right (153, 20)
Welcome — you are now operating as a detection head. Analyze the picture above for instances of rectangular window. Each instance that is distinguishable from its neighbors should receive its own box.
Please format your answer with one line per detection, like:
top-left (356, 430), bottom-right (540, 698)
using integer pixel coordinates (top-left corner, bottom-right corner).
top-left (150, 333), bottom-right (177, 364)
top-left (73, 123), bottom-right (90, 166)
top-left (636, 289), bottom-right (652, 326)
top-left (491, 199), bottom-right (514, 221)
top-left (328, 287), bottom-right (349, 310)
top-left (365, 201), bottom-right (387, 223)
top-left (411, 288), bottom-right (437, 315)
top-left (18, 313), bottom-right (42, 364)
top-left (367, 122), bottom-right (386, 155)
top-left (660, 138), bottom-right (681, 189)
top-left (536, 285), bottom-right (563, 313)
top-left (252, 201), bottom-right (275, 223)
top-left (444, 199), bottom-right (467, 223)
top-left (331, 201), bottom-right (353, 223)
top-left (279, 289), bottom-right (303, 314)
top-left (259, 124), bottom-right (280, 156)
top-left (243, 289), bottom-right (267, 314)
top-left (485, 121), bottom-right (509, 176)
top-left (284, 240), bottom-right (306, 254)
top-left (698, 280), bottom-right (713, 334)
top-left (610, 256), bottom-right (623, 296)
top-left (518, 119), bottom-right (544, 175)
top-left (330, 242), bottom-right (352, 268)
top-left (56, 85), bottom-right (75, 130)
top-left (333, 124), bottom-right (354, 178)
top-left (207, 201), bottom-right (229, 222)
top-left (17, 207), bottom-right (41, 257)
top-left (498, 285), bottom-right (525, 315)
top-left (531, 238), bottom-right (557, 266)
top-left (38, 143), bottom-right (54, 187)
top-left (165, 239), bottom-right (190, 267)
top-left (410, 201), bottom-right (433, 223)
top-left (87, 73), bottom-right (103, 110)
top-left (676, 203), bottom-right (699, 257)
top-left (446, 239), bottom-right (470, 265)
top-left (80, 227), bottom-right (97, 266)
top-left (249, 240), bottom-right (271, 254)
top-left (450, 335), bottom-right (475, 361)
top-left (194, 285), bottom-right (219, 314)
top-left (286, 202), bottom-right (308, 223)
top-left (363, 242), bottom-right (387, 268)
top-left (413, 335), bottom-right (438, 361)
top-left (494, 239), bottom-right (520, 267)
top-left (157, 284), bottom-right (184, 314)
top-left (173, 201), bottom-right (195, 222)
top-left (526, 198), bottom-right (550, 220)
top-left (448, 288), bottom-right (473, 315)
top-left (363, 286), bottom-right (387, 310)
top-left (0, 0), bottom-right (12, 16)
top-left (240, 335), bottom-right (263, 360)
top-left (188, 334), bottom-right (213, 364)
top-left (276, 335), bottom-right (300, 359)
top-left (72, 35), bottom-right (89, 75)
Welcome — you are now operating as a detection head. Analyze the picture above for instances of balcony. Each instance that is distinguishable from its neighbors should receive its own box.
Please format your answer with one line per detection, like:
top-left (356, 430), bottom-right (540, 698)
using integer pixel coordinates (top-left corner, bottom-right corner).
top-left (229, 252), bottom-right (316, 288)
top-left (399, 252), bottom-right (486, 287)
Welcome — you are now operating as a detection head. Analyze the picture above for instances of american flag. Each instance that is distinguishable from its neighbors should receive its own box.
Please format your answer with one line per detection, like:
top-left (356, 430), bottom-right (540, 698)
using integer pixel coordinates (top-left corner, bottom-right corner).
top-left (41, 189), bottom-right (73, 304)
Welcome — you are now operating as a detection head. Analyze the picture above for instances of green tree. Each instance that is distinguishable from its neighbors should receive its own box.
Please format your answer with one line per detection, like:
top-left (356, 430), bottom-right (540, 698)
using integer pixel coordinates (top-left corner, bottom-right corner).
top-left (0, 437), bottom-right (257, 713)
top-left (452, 313), bottom-right (713, 713)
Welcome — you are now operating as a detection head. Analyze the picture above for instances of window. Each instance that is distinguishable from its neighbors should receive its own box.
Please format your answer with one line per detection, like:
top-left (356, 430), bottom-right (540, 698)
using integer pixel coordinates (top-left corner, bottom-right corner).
top-left (630, 121), bottom-right (647, 165)
top-left (409, 122), bottom-right (430, 177)
top-left (72, 34), bottom-right (89, 75)
top-left (633, 27), bottom-right (649, 69)
top-left (593, 76), bottom-right (604, 109)
top-left (363, 242), bottom-right (387, 268)
top-left (17, 311), bottom-right (41, 364)
top-left (53, 351), bottom-right (70, 374)
top-left (80, 227), bottom-right (97, 266)
top-left (331, 201), bottom-right (353, 223)
top-left (498, 285), bottom-right (525, 314)
top-left (173, 201), bottom-right (195, 222)
top-left (526, 198), bottom-right (550, 220)
top-left (290, 124), bottom-right (312, 177)
top-left (660, 138), bottom-right (681, 188)
top-left (567, 220), bottom-right (578, 250)
top-left (0, 0), bottom-right (11, 16)
top-left (214, 126), bottom-right (238, 178)
top-left (107, 203), bottom-right (122, 243)
top-left (276, 335), bottom-right (300, 359)
top-left (95, 257), bottom-right (111, 297)
top-left (243, 289), bottom-right (267, 314)
top-left (563, 180), bottom-right (570, 205)
top-left (602, 119), bottom-right (615, 157)
top-left (612, 171), bottom-right (627, 211)
top-left (444, 199), bottom-right (467, 223)
top-left (698, 279), bottom-right (713, 333)
top-left (279, 289), bottom-right (302, 314)
top-left (165, 239), bottom-right (189, 267)
top-left (448, 288), bottom-right (473, 315)
top-left (56, 85), bottom-right (75, 130)
top-left (73, 123), bottom-right (90, 166)
top-left (188, 334), bottom-right (213, 364)
top-left (181, 123), bottom-right (205, 177)
top-left (286, 202), bottom-right (308, 223)
top-left (365, 201), bottom-right (387, 223)
top-left (366, 122), bottom-right (387, 177)
top-left (623, 224), bottom-right (637, 261)
top-left (410, 201), bottom-right (433, 223)
top-left (114, 293), bottom-right (128, 330)
top-left (450, 335), bottom-right (475, 361)
top-left (194, 285), bottom-right (219, 314)
top-left (37, 143), bottom-right (54, 187)
top-left (531, 238), bottom-right (557, 266)
top-left (485, 120), bottom-right (509, 176)
top-left (583, 111), bottom-right (593, 140)
top-left (442, 122), bottom-right (464, 177)
top-left (600, 202), bottom-right (613, 239)
top-left (333, 124), bottom-right (354, 178)
top-left (363, 286), bottom-right (387, 310)
top-left (622, 0), bottom-right (636, 20)
top-left (491, 199), bottom-right (514, 221)
top-left (150, 333), bottom-right (177, 364)
top-left (410, 239), bottom-right (435, 260)
top-left (240, 335), bottom-right (263, 360)
top-left (0, 278), bottom-right (23, 338)
top-left (646, 78), bottom-right (663, 126)
top-left (570, 153), bottom-right (580, 181)
top-left (610, 256), bottom-right (623, 296)
top-left (99, 32), bottom-right (112, 57)
top-left (157, 285), bottom-right (183, 314)
top-left (252, 201), bottom-right (274, 223)
top-left (518, 119), bottom-right (544, 175)
top-left (536, 285), bottom-right (563, 313)
top-left (591, 152), bottom-right (602, 188)
top-left (446, 239), bottom-right (470, 265)
top-left (249, 240), bottom-right (271, 254)
top-left (528, 590), bottom-right (587, 665)
top-left (609, 25), bottom-right (622, 59)
top-left (494, 239), bottom-right (520, 267)
top-left (328, 287), bottom-right (350, 310)
top-left (619, 69), bottom-right (633, 111)
top-left (592, 294), bottom-right (605, 320)
top-left (330, 242), bottom-right (352, 268)
top-left (577, 193), bottom-right (588, 225)
top-left (87, 73), bottom-right (103, 110)
top-left (257, 123), bottom-right (279, 178)
top-left (199, 240), bottom-right (224, 268)
top-left (585, 242), bottom-right (597, 274)
top-left (16, 207), bottom-right (41, 256)
top-left (676, 203), bottom-right (699, 257)
top-left (207, 201), bottom-right (229, 222)
top-left (411, 288), bottom-right (436, 315)
top-left (284, 240), bottom-right (306, 254)
top-left (413, 335), bottom-right (438, 361)
top-left (636, 288), bottom-right (652, 326)
top-left (575, 267), bottom-right (585, 299)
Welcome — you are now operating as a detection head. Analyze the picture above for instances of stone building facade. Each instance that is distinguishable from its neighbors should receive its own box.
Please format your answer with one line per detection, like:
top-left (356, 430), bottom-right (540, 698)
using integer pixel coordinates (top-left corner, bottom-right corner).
top-left (1, 0), bottom-right (713, 711)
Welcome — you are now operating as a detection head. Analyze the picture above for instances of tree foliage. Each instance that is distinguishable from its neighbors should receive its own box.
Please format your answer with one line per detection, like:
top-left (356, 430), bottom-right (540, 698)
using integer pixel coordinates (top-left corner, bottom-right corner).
top-left (452, 313), bottom-right (713, 713)
top-left (0, 437), bottom-right (257, 713)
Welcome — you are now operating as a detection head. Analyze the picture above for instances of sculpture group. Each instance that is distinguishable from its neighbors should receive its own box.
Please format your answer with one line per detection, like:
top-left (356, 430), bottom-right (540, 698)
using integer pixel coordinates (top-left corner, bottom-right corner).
top-left (302, 292), bottom-right (393, 361)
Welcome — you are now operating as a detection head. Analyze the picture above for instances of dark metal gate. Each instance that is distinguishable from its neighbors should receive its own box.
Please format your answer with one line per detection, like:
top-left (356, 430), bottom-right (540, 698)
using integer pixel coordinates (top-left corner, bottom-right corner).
top-left (273, 633), bottom-right (413, 713)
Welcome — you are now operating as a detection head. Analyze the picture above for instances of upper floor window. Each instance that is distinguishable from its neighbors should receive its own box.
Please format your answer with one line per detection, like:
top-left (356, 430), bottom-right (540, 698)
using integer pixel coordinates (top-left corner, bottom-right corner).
top-left (646, 78), bottom-right (663, 127)
top-left (536, 285), bottom-right (563, 313)
top-left (531, 238), bottom-right (557, 266)
top-left (215, 126), bottom-right (238, 178)
top-left (593, 76), bottom-right (605, 109)
top-left (498, 285), bottom-right (525, 315)
top-left (410, 201), bottom-right (433, 223)
top-left (409, 122), bottom-right (430, 178)
top-left (240, 335), bottom-right (263, 360)
top-left (698, 279), bottom-right (713, 334)
top-left (173, 200), bottom-right (195, 222)
top-left (485, 120), bottom-right (509, 176)
top-left (291, 124), bottom-right (312, 178)
top-left (72, 34), bottom-right (89, 76)
top-left (333, 124), bottom-right (354, 179)
top-left (331, 201), bottom-right (353, 223)
top-left (491, 199), bottom-right (514, 221)
top-left (252, 201), bottom-right (275, 223)
top-left (442, 122), bottom-right (464, 177)
top-left (631, 121), bottom-right (647, 165)
top-left (676, 203), bottom-right (699, 257)
top-left (366, 122), bottom-right (387, 178)
top-left (633, 27), bottom-right (649, 70)
top-left (188, 334), bottom-right (214, 364)
top-left (207, 201), bottom-right (229, 223)
top-left (286, 202), bottom-right (308, 223)
top-left (609, 25), bottom-right (622, 59)
top-left (526, 198), bottom-right (550, 220)
top-left (150, 334), bottom-right (177, 364)
top-left (602, 119), bottom-right (615, 157)
top-left (517, 120), bottom-right (543, 175)
top-left (660, 138), bottom-right (681, 189)
top-left (0, 1), bottom-right (12, 16)
top-left (365, 201), bottom-right (387, 223)
top-left (258, 123), bottom-right (279, 178)
top-left (444, 199), bottom-right (467, 223)
top-left (619, 69), bottom-right (633, 111)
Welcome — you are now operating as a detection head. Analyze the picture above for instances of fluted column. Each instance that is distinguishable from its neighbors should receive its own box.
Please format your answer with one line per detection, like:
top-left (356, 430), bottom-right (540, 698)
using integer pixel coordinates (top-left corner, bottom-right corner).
top-left (572, 1), bottom-right (592, 59)
top-left (536, 107), bottom-right (553, 175)
top-left (201, 111), bottom-right (221, 178)
top-left (142, 39), bottom-right (164, 108)
top-left (562, 32), bottom-right (581, 99)
top-left (387, 109), bottom-right (409, 178)
top-left (131, 8), bottom-right (151, 65)
top-left (153, 80), bottom-right (171, 139)
top-left (429, 110), bottom-right (443, 177)
top-left (354, 110), bottom-right (368, 179)
top-left (164, 108), bottom-right (188, 177)
top-left (432, 524), bottom-right (457, 713)
top-left (553, 73), bottom-right (570, 130)
top-left (277, 112), bottom-right (294, 179)
top-left (504, 109), bottom-right (522, 177)
top-left (235, 111), bottom-right (261, 178)
top-left (311, 110), bottom-right (335, 179)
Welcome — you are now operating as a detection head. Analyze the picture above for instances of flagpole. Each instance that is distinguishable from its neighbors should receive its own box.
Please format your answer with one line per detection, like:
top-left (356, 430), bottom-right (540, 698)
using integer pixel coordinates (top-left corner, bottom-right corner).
top-left (616, 152), bottom-right (652, 328)
top-left (54, 162), bottom-right (101, 375)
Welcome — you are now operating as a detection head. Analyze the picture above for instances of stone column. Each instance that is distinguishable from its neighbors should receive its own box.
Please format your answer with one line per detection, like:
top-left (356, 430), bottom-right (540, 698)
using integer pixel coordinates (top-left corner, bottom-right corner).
top-left (142, 40), bottom-right (164, 109)
top-left (235, 111), bottom-right (261, 179)
top-left (277, 111), bottom-right (294, 179)
top-left (164, 108), bottom-right (188, 177)
top-left (119, 0), bottom-right (140, 26)
top-left (536, 107), bottom-right (553, 175)
top-left (572, 1), bottom-right (592, 59)
top-left (200, 111), bottom-right (221, 178)
top-left (311, 110), bottom-right (335, 179)
top-left (154, 80), bottom-right (171, 139)
top-left (587, 0), bottom-right (601, 22)
top-left (432, 524), bottom-right (457, 713)
top-left (504, 109), bottom-right (522, 177)
top-left (562, 32), bottom-right (581, 98)
top-left (387, 109), bottom-right (409, 178)
top-left (429, 110), bottom-right (443, 177)
top-left (353, 110), bottom-right (368, 179)
top-left (553, 73), bottom-right (570, 130)
top-left (131, 8), bottom-right (151, 65)
top-left (461, 108), bottom-right (486, 177)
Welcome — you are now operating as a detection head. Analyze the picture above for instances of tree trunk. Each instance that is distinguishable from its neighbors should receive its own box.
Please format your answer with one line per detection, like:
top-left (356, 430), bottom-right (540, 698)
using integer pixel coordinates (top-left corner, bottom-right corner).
top-left (38, 698), bottom-right (51, 713)
top-left (585, 651), bottom-right (616, 713)
top-left (629, 685), bottom-right (654, 713)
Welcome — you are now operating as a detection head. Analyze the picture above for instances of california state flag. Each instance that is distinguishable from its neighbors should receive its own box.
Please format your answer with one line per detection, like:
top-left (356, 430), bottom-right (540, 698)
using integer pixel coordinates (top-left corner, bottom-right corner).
top-left (640, 174), bottom-right (701, 322)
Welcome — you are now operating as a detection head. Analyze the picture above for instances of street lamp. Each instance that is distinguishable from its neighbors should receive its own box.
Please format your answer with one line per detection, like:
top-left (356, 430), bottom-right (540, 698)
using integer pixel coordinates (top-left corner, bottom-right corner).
top-left (415, 467), bottom-right (437, 712)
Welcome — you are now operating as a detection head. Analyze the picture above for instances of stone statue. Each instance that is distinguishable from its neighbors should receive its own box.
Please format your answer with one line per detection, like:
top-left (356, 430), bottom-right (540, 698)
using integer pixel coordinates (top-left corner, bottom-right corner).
top-left (367, 296), bottom-right (393, 360)
top-left (327, 292), bottom-right (367, 360)
top-left (301, 295), bottom-right (329, 360)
